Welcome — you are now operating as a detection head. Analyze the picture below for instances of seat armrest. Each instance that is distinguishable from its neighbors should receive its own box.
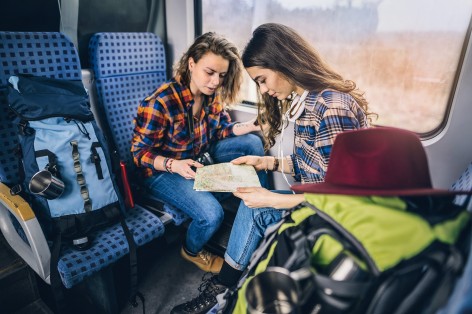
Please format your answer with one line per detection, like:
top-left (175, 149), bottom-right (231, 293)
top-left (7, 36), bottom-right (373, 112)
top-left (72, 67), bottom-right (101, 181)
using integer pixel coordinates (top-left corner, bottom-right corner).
top-left (135, 195), bottom-right (174, 225)
top-left (0, 183), bottom-right (51, 284)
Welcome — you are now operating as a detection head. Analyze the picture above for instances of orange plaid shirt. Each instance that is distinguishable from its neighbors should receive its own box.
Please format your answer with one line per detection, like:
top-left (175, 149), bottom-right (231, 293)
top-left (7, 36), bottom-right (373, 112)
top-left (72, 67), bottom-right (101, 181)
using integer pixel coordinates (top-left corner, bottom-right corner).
top-left (131, 78), bottom-right (236, 177)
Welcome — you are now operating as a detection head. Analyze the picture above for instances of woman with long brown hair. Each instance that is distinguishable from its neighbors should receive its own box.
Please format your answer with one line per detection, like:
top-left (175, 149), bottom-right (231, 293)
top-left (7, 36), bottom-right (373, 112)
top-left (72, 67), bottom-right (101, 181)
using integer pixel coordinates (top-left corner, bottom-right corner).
top-left (171, 23), bottom-right (373, 314)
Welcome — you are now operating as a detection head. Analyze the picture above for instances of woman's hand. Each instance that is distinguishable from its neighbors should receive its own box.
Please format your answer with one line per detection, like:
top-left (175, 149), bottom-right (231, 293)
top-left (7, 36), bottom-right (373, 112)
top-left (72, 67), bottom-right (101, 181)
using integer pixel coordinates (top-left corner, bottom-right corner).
top-left (231, 155), bottom-right (271, 171)
top-left (172, 159), bottom-right (203, 179)
top-left (233, 187), bottom-right (306, 209)
top-left (233, 187), bottom-right (275, 208)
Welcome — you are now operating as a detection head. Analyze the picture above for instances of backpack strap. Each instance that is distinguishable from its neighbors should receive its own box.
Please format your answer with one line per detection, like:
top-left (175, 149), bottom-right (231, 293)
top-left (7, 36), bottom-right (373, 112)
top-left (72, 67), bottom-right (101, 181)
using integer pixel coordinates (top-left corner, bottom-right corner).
top-left (18, 119), bottom-right (35, 136)
top-left (10, 145), bottom-right (24, 195)
top-left (237, 209), bottom-right (293, 287)
top-left (303, 201), bottom-right (381, 276)
top-left (389, 244), bottom-right (463, 314)
top-left (49, 215), bottom-right (84, 314)
top-left (36, 149), bottom-right (60, 177)
top-left (70, 140), bottom-right (92, 212)
top-left (121, 216), bottom-right (145, 312)
top-left (9, 120), bottom-right (34, 195)
top-left (103, 206), bottom-right (145, 312)
top-left (50, 231), bottom-right (68, 314)
top-left (90, 142), bottom-right (104, 180)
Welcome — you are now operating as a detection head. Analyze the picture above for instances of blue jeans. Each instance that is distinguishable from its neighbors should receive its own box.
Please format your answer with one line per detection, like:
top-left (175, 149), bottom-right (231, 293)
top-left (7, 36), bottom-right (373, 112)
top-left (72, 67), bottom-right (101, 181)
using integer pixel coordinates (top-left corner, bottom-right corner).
top-left (224, 190), bottom-right (292, 270)
top-left (145, 134), bottom-right (268, 253)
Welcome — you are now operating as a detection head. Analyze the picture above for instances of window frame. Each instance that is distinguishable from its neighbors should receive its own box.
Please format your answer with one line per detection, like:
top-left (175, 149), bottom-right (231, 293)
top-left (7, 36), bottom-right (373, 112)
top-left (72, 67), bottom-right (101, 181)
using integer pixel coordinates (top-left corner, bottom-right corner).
top-left (195, 0), bottom-right (472, 139)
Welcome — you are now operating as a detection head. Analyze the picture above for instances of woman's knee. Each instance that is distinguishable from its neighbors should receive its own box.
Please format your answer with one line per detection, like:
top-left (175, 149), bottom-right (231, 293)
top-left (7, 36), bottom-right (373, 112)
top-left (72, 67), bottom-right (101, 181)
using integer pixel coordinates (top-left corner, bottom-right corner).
top-left (253, 208), bottom-right (282, 229)
top-left (239, 134), bottom-right (264, 156)
top-left (235, 201), bottom-right (255, 221)
top-left (197, 203), bottom-right (224, 227)
top-left (233, 204), bottom-right (278, 232)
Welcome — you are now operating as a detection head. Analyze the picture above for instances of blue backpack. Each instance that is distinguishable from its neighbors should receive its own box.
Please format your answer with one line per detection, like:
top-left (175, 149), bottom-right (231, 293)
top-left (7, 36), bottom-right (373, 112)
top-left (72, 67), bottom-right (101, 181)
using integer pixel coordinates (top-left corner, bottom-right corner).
top-left (8, 74), bottom-right (124, 245)
top-left (7, 74), bottom-right (140, 311)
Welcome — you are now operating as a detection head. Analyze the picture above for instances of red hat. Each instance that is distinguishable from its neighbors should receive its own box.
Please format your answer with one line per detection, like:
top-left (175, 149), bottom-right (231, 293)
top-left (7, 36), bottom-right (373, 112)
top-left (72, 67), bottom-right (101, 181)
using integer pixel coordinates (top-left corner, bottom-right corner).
top-left (291, 127), bottom-right (472, 196)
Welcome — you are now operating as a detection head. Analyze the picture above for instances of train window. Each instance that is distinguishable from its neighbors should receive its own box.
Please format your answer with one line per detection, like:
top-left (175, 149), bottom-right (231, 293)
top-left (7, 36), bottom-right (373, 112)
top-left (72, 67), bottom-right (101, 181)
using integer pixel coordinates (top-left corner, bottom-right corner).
top-left (201, 0), bottom-right (472, 135)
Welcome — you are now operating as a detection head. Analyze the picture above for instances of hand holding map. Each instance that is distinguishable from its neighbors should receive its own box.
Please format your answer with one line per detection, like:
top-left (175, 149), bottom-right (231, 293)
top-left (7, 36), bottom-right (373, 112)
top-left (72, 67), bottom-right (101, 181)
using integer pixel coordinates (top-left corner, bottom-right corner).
top-left (193, 162), bottom-right (261, 192)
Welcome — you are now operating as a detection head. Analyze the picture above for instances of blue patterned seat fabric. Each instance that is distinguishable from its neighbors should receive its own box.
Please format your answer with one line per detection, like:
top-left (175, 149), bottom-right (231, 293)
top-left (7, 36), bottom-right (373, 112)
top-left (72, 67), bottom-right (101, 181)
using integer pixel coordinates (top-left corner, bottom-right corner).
top-left (88, 32), bottom-right (189, 225)
top-left (88, 32), bottom-right (167, 167)
top-left (0, 31), bottom-right (164, 288)
top-left (0, 32), bottom-right (82, 185)
top-left (59, 205), bottom-right (164, 288)
top-left (451, 163), bottom-right (472, 210)
top-left (437, 163), bottom-right (472, 314)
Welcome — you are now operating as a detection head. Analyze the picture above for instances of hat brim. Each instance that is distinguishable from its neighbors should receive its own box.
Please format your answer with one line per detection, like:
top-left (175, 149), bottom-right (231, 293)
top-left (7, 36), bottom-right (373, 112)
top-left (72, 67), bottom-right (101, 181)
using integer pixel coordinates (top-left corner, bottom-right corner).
top-left (291, 182), bottom-right (472, 196)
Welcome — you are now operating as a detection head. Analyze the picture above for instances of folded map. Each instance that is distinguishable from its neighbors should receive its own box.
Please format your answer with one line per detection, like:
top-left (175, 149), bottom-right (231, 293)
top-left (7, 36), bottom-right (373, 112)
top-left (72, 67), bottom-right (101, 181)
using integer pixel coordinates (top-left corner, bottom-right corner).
top-left (193, 162), bottom-right (261, 192)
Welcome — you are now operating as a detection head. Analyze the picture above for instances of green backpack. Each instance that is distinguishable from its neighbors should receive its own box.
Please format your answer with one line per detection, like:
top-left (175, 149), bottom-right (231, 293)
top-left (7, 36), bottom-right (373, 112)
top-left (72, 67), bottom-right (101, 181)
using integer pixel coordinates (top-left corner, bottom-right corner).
top-left (222, 193), bottom-right (470, 314)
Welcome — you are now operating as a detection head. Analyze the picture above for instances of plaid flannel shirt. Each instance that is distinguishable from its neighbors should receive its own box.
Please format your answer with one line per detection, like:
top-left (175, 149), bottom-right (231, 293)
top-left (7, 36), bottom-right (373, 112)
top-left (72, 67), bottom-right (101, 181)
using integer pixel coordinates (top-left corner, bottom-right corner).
top-left (290, 89), bottom-right (370, 183)
top-left (131, 78), bottom-right (236, 177)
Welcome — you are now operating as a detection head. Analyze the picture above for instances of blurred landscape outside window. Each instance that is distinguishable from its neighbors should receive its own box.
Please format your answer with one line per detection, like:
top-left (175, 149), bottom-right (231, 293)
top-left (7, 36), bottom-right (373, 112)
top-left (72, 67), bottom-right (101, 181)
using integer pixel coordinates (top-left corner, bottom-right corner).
top-left (202, 0), bottom-right (472, 134)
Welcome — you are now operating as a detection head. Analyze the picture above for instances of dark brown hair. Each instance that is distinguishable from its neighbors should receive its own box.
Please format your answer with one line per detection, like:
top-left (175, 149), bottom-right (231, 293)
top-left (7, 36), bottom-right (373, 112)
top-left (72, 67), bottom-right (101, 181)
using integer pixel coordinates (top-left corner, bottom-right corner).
top-left (242, 23), bottom-right (373, 149)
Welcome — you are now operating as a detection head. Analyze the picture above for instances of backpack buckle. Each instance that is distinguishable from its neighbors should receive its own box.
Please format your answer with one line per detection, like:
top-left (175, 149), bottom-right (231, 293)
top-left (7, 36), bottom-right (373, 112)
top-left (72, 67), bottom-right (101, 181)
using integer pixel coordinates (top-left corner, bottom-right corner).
top-left (91, 151), bottom-right (101, 163)
top-left (10, 184), bottom-right (22, 195)
top-left (72, 236), bottom-right (90, 251)
top-left (18, 120), bottom-right (34, 136)
top-left (45, 162), bottom-right (60, 177)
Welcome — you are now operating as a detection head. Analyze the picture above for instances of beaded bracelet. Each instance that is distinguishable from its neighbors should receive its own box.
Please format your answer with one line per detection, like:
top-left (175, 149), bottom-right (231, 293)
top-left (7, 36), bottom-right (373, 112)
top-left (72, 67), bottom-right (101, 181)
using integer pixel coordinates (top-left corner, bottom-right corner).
top-left (166, 158), bottom-right (174, 174)
top-left (162, 157), bottom-right (169, 172)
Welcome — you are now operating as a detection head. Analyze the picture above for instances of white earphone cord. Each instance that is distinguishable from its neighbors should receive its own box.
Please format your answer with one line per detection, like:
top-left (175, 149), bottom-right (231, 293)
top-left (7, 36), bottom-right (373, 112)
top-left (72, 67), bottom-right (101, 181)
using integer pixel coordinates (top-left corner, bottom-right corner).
top-left (278, 114), bottom-right (296, 193)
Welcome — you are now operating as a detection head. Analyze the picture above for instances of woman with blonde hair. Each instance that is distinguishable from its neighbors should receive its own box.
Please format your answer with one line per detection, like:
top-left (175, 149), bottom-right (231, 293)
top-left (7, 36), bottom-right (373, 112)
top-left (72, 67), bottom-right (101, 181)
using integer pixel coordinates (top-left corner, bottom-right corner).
top-left (131, 32), bottom-right (267, 274)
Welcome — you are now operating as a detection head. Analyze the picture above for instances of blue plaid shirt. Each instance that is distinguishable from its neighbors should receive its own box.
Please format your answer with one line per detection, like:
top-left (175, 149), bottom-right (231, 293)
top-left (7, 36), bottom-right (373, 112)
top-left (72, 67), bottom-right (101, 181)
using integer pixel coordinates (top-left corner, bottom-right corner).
top-left (290, 89), bottom-right (370, 183)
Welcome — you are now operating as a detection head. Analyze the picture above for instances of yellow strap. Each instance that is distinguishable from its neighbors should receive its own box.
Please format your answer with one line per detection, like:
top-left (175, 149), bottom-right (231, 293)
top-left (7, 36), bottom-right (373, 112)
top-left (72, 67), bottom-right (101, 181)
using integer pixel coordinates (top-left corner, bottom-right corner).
top-left (0, 182), bottom-right (35, 221)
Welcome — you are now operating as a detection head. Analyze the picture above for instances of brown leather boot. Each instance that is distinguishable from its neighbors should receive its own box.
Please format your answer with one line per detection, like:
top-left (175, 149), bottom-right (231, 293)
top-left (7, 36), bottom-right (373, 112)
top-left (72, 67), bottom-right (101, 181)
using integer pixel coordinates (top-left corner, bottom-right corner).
top-left (181, 248), bottom-right (224, 274)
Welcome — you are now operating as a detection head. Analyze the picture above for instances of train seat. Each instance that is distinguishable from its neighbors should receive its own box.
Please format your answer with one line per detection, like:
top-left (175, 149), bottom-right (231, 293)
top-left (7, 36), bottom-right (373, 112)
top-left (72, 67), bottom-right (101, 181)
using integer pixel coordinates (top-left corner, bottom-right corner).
top-left (437, 162), bottom-right (472, 313)
top-left (451, 162), bottom-right (472, 211)
top-left (88, 32), bottom-right (189, 225)
top-left (0, 31), bottom-right (164, 309)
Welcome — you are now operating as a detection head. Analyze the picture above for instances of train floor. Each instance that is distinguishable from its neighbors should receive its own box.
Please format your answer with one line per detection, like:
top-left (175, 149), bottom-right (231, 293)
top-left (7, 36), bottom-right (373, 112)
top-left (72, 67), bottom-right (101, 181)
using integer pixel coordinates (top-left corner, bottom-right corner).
top-left (120, 228), bottom-right (208, 314)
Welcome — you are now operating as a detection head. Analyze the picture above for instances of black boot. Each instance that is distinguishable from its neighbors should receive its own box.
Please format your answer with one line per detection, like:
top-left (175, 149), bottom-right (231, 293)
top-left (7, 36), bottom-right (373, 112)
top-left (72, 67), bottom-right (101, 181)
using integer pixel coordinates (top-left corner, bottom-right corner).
top-left (171, 274), bottom-right (227, 314)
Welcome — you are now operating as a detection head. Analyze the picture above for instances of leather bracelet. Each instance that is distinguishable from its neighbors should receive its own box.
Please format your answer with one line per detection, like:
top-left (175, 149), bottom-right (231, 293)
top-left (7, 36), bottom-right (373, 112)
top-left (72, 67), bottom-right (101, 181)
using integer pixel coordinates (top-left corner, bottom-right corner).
top-left (162, 157), bottom-right (169, 172)
top-left (272, 157), bottom-right (280, 171)
top-left (166, 158), bottom-right (174, 174)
